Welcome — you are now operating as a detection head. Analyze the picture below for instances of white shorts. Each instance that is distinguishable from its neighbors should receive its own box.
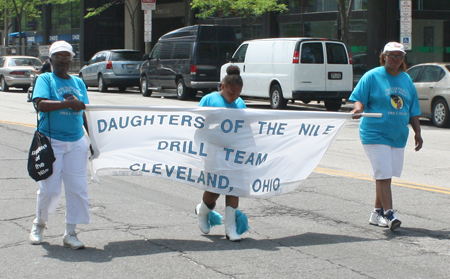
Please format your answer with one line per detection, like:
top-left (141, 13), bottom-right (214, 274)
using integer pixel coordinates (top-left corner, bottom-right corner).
top-left (363, 144), bottom-right (404, 180)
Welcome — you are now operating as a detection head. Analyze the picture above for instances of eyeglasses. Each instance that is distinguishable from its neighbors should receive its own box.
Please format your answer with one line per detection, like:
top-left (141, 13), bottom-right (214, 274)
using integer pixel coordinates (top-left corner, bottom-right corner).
top-left (52, 54), bottom-right (72, 61)
top-left (386, 54), bottom-right (405, 59)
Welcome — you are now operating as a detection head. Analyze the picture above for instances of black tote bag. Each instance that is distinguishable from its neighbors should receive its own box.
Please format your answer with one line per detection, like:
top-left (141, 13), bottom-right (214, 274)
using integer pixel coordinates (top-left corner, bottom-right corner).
top-left (27, 130), bottom-right (55, 181)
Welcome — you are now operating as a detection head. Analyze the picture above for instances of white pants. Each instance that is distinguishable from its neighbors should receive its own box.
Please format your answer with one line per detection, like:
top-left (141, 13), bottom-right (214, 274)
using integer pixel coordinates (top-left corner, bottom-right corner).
top-left (34, 136), bottom-right (91, 225)
top-left (363, 144), bottom-right (404, 180)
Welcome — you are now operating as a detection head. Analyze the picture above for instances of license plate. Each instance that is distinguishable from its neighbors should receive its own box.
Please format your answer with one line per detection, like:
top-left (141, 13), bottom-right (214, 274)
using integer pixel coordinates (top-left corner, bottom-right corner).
top-left (328, 72), bottom-right (342, 80)
top-left (126, 64), bottom-right (135, 69)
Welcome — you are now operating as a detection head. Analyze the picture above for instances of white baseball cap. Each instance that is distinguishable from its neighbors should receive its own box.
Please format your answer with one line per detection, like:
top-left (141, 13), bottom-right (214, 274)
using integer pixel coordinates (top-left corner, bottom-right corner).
top-left (49, 40), bottom-right (76, 57)
top-left (383, 42), bottom-right (406, 54)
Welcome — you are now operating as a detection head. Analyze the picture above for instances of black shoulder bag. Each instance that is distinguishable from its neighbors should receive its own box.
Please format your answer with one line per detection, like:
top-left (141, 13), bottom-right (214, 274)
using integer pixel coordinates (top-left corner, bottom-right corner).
top-left (27, 109), bottom-right (56, 182)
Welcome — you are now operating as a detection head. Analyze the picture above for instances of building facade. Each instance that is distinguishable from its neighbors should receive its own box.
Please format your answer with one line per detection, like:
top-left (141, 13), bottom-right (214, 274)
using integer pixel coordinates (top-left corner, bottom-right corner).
top-left (149, 0), bottom-right (450, 72)
top-left (2, 0), bottom-right (449, 74)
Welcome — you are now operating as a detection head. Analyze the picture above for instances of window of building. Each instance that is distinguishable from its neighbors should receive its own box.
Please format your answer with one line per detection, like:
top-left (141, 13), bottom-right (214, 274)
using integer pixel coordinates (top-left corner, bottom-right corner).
top-left (304, 21), bottom-right (337, 38)
top-left (282, 0), bottom-right (367, 13)
top-left (51, 0), bottom-right (81, 29)
top-left (413, 0), bottom-right (450, 11)
top-left (279, 23), bottom-right (303, 37)
top-left (234, 25), bottom-right (263, 41)
top-left (408, 19), bottom-right (450, 66)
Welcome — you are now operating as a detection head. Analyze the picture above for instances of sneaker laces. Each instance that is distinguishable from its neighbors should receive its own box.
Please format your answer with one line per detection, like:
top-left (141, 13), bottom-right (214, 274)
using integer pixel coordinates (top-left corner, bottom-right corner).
top-left (375, 208), bottom-right (384, 216)
top-left (384, 209), bottom-right (397, 220)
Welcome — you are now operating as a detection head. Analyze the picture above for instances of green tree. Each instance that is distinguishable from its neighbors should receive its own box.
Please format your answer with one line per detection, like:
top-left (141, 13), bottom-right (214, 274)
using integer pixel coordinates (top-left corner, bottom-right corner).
top-left (0, 0), bottom-right (77, 54)
top-left (190, 0), bottom-right (288, 38)
top-left (335, 0), bottom-right (354, 46)
top-left (84, 0), bottom-right (140, 50)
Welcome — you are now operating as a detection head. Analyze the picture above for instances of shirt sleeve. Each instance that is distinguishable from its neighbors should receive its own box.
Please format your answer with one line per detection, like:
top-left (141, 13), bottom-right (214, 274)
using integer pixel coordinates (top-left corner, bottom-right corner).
top-left (348, 71), bottom-right (372, 106)
top-left (198, 96), bottom-right (208, 107)
top-left (32, 74), bottom-right (51, 100)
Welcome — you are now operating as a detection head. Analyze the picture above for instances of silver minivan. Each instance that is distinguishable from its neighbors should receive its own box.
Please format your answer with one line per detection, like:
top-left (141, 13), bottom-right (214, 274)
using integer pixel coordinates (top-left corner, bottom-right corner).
top-left (79, 49), bottom-right (143, 92)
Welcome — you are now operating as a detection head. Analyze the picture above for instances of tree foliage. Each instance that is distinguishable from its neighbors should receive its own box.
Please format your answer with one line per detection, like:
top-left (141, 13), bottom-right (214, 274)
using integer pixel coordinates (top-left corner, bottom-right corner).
top-left (191, 0), bottom-right (288, 21)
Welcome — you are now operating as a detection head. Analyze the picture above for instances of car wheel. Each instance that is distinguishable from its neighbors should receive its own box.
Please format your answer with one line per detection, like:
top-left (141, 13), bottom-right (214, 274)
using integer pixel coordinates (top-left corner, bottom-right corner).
top-left (118, 86), bottom-right (127, 92)
top-left (324, 99), bottom-right (342, 111)
top-left (177, 78), bottom-right (192, 100)
top-left (98, 75), bottom-right (107, 92)
top-left (22, 87), bottom-right (29, 92)
top-left (270, 84), bottom-right (287, 109)
top-left (432, 99), bottom-right (450, 128)
top-left (140, 76), bottom-right (152, 97)
top-left (1, 76), bottom-right (9, 92)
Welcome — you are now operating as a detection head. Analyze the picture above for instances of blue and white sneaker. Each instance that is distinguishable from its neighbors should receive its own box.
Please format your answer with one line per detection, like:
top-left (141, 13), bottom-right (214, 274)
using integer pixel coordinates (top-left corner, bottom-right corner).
top-left (369, 209), bottom-right (388, 227)
top-left (385, 209), bottom-right (401, 231)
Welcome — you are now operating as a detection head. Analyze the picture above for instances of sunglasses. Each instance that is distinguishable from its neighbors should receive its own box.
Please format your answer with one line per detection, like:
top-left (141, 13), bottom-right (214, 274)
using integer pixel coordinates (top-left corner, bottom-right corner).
top-left (52, 54), bottom-right (73, 61)
top-left (386, 54), bottom-right (405, 59)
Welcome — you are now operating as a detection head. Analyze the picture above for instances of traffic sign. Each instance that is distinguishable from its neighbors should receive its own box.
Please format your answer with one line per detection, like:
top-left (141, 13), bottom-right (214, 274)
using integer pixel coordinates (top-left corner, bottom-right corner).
top-left (142, 0), bottom-right (156, 10)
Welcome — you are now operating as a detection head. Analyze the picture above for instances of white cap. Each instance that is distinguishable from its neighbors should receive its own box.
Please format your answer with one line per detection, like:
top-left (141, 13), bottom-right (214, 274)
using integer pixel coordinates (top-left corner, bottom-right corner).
top-left (49, 40), bottom-right (75, 57)
top-left (383, 42), bottom-right (406, 54)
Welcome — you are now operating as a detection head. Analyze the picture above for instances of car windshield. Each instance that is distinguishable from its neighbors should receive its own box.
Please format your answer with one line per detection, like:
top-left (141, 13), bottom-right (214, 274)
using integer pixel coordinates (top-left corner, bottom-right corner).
top-left (9, 58), bottom-right (42, 67)
top-left (446, 65), bottom-right (450, 72)
top-left (111, 51), bottom-right (142, 61)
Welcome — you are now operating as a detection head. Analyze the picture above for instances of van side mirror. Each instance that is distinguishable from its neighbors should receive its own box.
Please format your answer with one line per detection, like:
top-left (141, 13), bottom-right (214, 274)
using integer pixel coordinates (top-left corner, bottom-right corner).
top-left (143, 54), bottom-right (150, 60)
top-left (226, 53), bottom-right (234, 62)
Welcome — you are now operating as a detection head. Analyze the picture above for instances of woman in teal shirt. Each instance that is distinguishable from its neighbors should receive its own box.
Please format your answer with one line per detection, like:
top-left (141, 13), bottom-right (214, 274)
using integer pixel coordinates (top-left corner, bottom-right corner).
top-left (350, 42), bottom-right (423, 231)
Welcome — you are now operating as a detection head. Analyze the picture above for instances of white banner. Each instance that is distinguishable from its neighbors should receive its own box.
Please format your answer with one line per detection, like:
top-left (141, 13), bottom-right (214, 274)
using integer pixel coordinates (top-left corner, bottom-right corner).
top-left (85, 105), bottom-right (350, 198)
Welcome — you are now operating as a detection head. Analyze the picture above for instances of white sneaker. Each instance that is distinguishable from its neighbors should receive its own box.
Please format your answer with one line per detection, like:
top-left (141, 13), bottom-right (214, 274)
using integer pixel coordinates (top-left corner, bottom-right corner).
top-left (385, 210), bottom-right (401, 231)
top-left (63, 233), bottom-right (85, 249)
top-left (30, 223), bottom-right (46, 245)
top-left (368, 209), bottom-right (388, 227)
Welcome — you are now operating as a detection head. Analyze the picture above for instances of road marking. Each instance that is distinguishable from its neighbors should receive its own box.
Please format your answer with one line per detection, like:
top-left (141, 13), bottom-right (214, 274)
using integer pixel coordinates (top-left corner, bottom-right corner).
top-left (315, 167), bottom-right (450, 195)
top-left (0, 120), bottom-right (35, 127)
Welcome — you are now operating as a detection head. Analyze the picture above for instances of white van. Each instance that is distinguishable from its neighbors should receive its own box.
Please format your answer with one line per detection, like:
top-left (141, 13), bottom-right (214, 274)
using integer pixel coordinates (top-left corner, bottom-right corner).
top-left (220, 38), bottom-right (353, 110)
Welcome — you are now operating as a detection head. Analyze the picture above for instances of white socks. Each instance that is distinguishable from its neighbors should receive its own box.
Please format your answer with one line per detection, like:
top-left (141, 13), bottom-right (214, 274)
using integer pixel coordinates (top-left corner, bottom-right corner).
top-left (65, 223), bottom-right (77, 235)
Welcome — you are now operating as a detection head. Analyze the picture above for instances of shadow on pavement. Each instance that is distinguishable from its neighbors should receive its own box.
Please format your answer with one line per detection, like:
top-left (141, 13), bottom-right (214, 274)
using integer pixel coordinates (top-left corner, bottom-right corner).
top-left (40, 232), bottom-right (374, 262)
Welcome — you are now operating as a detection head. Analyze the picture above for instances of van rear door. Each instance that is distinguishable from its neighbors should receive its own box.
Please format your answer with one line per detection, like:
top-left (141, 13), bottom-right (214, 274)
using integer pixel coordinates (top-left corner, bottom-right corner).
top-left (324, 42), bottom-right (352, 92)
top-left (294, 42), bottom-right (326, 92)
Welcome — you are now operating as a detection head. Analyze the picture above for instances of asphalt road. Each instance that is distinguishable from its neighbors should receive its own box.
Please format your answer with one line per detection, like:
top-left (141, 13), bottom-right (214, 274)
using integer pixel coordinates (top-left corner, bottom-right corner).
top-left (1, 88), bottom-right (450, 279)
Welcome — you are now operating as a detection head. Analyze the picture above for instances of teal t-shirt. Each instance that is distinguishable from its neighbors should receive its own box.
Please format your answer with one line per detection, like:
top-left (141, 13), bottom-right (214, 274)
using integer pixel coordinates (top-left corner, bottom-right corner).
top-left (198, 92), bottom-right (246, 108)
top-left (33, 73), bottom-right (89, 142)
top-left (349, 66), bottom-right (421, 148)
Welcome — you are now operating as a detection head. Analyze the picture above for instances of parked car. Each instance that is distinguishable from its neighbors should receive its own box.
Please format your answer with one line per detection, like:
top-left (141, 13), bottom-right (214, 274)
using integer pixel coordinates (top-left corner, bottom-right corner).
top-left (0, 56), bottom-right (42, 92)
top-left (140, 25), bottom-right (239, 99)
top-left (79, 49), bottom-right (143, 92)
top-left (407, 63), bottom-right (450, 128)
top-left (220, 38), bottom-right (353, 110)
